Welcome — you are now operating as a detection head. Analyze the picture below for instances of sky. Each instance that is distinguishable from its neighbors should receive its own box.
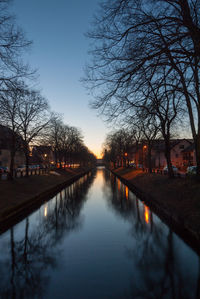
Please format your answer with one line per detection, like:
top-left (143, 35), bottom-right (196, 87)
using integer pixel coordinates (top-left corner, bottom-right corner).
top-left (11, 0), bottom-right (109, 158)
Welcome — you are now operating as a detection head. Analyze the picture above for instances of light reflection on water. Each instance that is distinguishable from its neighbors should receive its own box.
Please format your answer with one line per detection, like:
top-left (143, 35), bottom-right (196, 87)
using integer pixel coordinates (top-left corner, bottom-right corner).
top-left (0, 167), bottom-right (199, 299)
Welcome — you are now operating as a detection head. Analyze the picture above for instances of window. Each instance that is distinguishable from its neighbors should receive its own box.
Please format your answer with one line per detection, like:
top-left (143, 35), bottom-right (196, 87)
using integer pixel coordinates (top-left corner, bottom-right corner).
top-left (0, 150), bottom-right (1, 155)
top-left (179, 145), bottom-right (184, 149)
top-left (176, 154), bottom-right (179, 158)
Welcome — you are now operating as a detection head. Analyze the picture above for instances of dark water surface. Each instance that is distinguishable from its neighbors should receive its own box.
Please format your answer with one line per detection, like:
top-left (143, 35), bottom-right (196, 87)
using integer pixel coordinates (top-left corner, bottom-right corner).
top-left (0, 167), bottom-right (199, 299)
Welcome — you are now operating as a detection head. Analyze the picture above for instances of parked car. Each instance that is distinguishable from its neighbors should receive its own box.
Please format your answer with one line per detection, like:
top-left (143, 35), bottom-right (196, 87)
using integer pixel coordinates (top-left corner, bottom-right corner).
top-left (28, 165), bottom-right (35, 170)
top-left (129, 162), bottom-right (136, 168)
top-left (0, 166), bottom-right (8, 173)
top-left (137, 164), bottom-right (143, 169)
top-left (39, 164), bottom-right (45, 169)
top-left (186, 166), bottom-right (197, 175)
top-left (29, 164), bottom-right (40, 170)
top-left (16, 165), bottom-right (26, 172)
top-left (163, 165), bottom-right (178, 174)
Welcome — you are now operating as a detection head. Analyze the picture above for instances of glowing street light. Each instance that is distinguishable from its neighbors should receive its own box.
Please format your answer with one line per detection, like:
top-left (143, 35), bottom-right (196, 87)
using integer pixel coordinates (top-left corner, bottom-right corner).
top-left (44, 206), bottom-right (48, 217)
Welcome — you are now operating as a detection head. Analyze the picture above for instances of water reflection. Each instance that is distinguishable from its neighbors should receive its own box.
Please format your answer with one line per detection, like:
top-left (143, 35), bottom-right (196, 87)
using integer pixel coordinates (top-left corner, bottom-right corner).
top-left (0, 171), bottom-right (95, 298)
top-left (103, 170), bottom-right (200, 299)
top-left (144, 205), bottom-right (149, 224)
top-left (0, 168), bottom-right (199, 299)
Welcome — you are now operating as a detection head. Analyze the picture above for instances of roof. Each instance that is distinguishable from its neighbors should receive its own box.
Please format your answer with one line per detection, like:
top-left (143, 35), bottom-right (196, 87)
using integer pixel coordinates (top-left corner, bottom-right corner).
top-left (182, 143), bottom-right (195, 152)
top-left (153, 139), bottom-right (193, 152)
top-left (129, 139), bottom-right (194, 153)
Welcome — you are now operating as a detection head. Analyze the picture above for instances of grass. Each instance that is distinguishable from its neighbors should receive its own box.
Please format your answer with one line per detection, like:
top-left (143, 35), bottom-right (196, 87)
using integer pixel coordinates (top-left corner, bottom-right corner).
top-left (0, 167), bottom-right (88, 221)
top-left (113, 167), bottom-right (200, 233)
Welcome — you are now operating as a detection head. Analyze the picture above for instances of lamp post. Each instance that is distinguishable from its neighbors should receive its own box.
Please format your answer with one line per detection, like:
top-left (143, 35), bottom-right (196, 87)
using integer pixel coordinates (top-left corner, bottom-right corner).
top-left (43, 153), bottom-right (48, 170)
top-left (143, 145), bottom-right (147, 170)
top-left (124, 152), bottom-right (128, 167)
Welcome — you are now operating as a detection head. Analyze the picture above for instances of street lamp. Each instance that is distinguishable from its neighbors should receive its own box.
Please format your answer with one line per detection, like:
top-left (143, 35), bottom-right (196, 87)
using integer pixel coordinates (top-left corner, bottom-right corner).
top-left (124, 152), bottom-right (128, 167)
top-left (143, 145), bottom-right (147, 169)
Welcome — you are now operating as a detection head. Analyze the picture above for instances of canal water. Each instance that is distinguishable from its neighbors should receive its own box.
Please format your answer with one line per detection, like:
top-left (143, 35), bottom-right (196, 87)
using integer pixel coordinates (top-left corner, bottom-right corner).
top-left (0, 167), bottom-right (199, 299)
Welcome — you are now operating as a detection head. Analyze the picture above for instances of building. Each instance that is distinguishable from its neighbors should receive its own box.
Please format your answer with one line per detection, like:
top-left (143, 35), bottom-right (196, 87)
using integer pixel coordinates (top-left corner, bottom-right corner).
top-left (130, 139), bottom-right (195, 169)
top-left (0, 125), bottom-right (25, 169)
top-left (152, 139), bottom-right (194, 168)
top-left (31, 145), bottom-right (55, 166)
top-left (181, 143), bottom-right (196, 166)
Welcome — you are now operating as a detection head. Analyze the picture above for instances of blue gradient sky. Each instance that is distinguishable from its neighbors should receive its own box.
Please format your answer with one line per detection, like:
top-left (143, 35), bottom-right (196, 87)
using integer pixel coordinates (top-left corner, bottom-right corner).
top-left (12, 0), bottom-right (109, 158)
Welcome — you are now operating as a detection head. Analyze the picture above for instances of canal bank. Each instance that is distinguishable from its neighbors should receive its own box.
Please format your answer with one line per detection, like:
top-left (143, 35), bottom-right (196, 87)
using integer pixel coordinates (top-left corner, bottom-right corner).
top-left (0, 167), bottom-right (199, 298)
top-left (110, 167), bottom-right (200, 253)
top-left (0, 167), bottom-right (93, 233)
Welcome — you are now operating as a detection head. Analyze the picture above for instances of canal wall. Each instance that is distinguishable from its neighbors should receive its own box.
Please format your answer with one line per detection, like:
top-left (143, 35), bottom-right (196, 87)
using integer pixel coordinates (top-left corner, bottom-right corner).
top-left (0, 168), bottom-right (93, 234)
top-left (110, 168), bottom-right (200, 254)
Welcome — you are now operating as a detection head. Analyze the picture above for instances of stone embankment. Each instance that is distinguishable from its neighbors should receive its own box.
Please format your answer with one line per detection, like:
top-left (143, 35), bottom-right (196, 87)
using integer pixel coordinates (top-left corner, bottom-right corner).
top-left (0, 167), bottom-right (92, 233)
top-left (111, 167), bottom-right (200, 253)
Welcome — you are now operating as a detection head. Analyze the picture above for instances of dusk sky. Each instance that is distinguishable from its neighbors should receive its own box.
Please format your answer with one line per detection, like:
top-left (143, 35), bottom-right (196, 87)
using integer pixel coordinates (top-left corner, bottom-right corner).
top-left (12, 0), bottom-right (109, 158)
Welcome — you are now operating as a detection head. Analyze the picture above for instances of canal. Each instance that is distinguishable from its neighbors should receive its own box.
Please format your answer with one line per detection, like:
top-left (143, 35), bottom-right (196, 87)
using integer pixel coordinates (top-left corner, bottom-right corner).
top-left (0, 167), bottom-right (199, 298)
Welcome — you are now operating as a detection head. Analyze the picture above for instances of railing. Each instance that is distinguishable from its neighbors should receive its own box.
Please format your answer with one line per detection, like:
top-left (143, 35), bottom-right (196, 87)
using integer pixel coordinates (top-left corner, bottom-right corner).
top-left (0, 168), bottom-right (50, 181)
top-left (142, 168), bottom-right (187, 178)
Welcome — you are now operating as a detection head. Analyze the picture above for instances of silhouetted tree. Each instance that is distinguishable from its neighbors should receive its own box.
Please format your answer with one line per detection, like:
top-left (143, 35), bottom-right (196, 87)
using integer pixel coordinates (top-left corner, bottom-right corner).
top-left (85, 0), bottom-right (200, 178)
top-left (0, 0), bottom-right (32, 86)
top-left (17, 87), bottom-right (50, 176)
top-left (0, 81), bottom-right (24, 178)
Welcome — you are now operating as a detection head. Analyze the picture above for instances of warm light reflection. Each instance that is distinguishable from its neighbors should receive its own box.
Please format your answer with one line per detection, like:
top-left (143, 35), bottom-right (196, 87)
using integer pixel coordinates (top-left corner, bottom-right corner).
top-left (125, 186), bottom-right (129, 200)
top-left (44, 206), bottom-right (48, 217)
top-left (118, 179), bottom-right (121, 191)
top-left (144, 205), bottom-right (149, 224)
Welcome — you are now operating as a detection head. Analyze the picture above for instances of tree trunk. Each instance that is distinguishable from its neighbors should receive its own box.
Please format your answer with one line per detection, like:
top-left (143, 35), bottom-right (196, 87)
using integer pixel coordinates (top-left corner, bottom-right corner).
top-left (147, 143), bottom-right (152, 173)
top-left (54, 150), bottom-right (58, 165)
top-left (164, 137), bottom-right (174, 178)
top-left (8, 133), bottom-right (17, 180)
top-left (194, 134), bottom-right (200, 181)
top-left (25, 150), bottom-right (29, 177)
top-left (9, 150), bottom-right (15, 180)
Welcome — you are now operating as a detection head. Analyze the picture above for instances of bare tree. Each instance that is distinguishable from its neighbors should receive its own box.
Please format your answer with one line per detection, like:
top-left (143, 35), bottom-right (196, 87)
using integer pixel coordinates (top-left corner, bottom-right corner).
top-left (17, 88), bottom-right (50, 176)
top-left (0, 0), bottom-right (33, 87)
top-left (85, 0), bottom-right (200, 178)
top-left (129, 112), bottom-right (160, 173)
top-left (47, 116), bottom-right (94, 168)
top-left (0, 0), bottom-right (34, 178)
top-left (103, 129), bottom-right (135, 168)
top-left (47, 114), bottom-right (64, 166)
top-left (0, 81), bottom-right (24, 178)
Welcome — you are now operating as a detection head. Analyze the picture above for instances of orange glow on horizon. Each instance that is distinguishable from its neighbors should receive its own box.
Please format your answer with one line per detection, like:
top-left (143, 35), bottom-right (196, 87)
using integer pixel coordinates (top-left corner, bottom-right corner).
top-left (88, 147), bottom-right (103, 159)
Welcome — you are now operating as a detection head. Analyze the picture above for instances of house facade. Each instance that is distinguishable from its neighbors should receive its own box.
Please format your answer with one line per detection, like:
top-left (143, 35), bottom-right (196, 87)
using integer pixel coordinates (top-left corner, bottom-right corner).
top-left (31, 145), bottom-right (55, 166)
top-left (129, 139), bottom-right (195, 169)
top-left (0, 125), bottom-right (25, 169)
top-left (152, 139), bottom-right (194, 168)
